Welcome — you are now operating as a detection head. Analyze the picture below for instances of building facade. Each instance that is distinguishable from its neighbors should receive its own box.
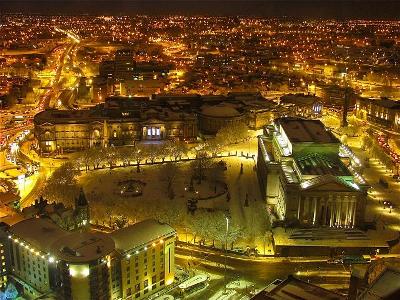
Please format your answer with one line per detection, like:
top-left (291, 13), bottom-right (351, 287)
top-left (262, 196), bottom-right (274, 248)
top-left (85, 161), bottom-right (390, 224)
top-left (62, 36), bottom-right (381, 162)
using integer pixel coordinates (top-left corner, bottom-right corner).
top-left (34, 97), bottom-right (198, 154)
top-left (109, 220), bottom-right (176, 300)
top-left (257, 117), bottom-right (367, 228)
top-left (355, 97), bottom-right (400, 131)
top-left (6, 218), bottom-right (176, 300)
top-left (34, 93), bottom-right (276, 154)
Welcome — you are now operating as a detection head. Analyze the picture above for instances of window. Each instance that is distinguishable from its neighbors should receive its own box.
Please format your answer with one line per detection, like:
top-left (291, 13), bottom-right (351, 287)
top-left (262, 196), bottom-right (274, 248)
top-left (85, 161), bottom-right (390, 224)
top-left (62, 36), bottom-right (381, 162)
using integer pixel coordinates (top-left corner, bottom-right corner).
top-left (156, 128), bottom-right (160, 136)
top-left (144, 279), bottom-right (148, 288)
top-left (135, 293), bottom-right (140, 299)
top-left (147, 128), bottom-right (151, 136)
top-left (152, 284), bottom-right (156, 290)
top-left (152, 275), bottom-right (156, 284)
top-left (126, 288), bottom-right (132, 296)
top-left (135, 283), bottom-right (140, 292)
top-left (152, 128), bottom-right (156, 136)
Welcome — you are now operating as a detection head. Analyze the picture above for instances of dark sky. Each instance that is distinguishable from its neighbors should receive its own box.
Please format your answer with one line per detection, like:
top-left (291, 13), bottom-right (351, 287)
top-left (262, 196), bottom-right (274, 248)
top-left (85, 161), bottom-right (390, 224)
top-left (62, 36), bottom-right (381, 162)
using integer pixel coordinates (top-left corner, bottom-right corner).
top-left (0, 0), bottom-right (399, 19)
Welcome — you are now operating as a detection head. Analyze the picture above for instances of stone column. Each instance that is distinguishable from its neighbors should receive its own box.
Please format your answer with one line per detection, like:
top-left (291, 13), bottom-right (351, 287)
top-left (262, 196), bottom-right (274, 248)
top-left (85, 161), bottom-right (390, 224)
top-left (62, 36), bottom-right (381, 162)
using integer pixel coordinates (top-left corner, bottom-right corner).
top-left (323, 197), bottom-right (328, 226)
top-left (352, 196), bottom-right (357, 227)
top-left (313, 197), bottom-right (318, 225)
top-left (297, 196), bottom-right (302, 220)
top-left (329, 196), bottom-right (335, 227)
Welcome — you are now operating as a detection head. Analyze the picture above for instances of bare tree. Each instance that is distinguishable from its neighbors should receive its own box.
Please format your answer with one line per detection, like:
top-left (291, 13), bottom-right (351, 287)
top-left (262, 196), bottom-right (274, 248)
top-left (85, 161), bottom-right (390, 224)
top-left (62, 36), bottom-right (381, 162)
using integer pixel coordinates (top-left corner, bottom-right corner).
top-left (130, 145), bottom-right (145, 172)
top-left (42, 162), bottom-right (81, 206)
top-left (191, 150), bottom-right (213, 184)
top-left (216, 122), bottom-right (249, 145)
top-left (159, 162), bottom-right (179, 199)
top-left (145, 144), bottom-right (162, 164)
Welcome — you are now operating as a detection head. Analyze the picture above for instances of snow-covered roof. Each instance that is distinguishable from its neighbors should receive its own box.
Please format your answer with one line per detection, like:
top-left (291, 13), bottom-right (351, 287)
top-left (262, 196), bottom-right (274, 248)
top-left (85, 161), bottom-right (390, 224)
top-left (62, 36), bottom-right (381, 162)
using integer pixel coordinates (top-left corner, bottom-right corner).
top-left (200, 103), bottom-right (242, 118)
top-left (9, 218), bottom-right (68, 253)
top-left (50, 232), bottom-right (115, 263)
top-left (110, 219), bottom-right (176, 253)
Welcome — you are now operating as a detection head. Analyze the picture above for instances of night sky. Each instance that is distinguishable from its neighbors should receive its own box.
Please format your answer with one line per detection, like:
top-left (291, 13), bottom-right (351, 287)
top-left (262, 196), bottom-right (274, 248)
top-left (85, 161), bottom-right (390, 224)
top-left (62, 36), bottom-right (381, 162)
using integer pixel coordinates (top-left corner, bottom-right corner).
top-left (0, 0), bottom-right (398, 19)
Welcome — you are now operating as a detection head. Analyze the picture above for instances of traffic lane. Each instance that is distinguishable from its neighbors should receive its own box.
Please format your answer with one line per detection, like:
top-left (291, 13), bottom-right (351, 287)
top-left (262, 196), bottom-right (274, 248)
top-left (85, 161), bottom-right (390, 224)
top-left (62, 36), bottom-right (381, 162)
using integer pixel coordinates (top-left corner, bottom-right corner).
top-left (176, 247), bottom-right (350, 287)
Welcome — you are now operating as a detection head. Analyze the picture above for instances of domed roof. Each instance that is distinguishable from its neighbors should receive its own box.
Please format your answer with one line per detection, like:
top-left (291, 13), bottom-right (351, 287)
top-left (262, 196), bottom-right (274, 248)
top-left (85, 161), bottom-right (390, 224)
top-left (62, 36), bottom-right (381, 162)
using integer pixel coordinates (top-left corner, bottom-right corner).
top-left (200, 103), bottom-right (241, 118)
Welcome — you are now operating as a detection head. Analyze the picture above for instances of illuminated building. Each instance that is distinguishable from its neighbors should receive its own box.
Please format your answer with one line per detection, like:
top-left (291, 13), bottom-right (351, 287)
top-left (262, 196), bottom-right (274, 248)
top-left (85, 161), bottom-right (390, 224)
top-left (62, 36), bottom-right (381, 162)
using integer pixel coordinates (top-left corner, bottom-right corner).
top-left (22, 189), bottom-right (90, 231)
top-left (6, 218), bottom-right (175, 299)
top-left (34, 97), bottom-right (198, 153)
top-left (109, 219), bottom-right (176, 300)
top-left (257, 117), bottom-right (367, 228)
top-left (279, 94), bottom-right (323, 118)
top-left (199, 102), bottom-right (246, 134)
top-left (0, 242), bottom-right (7, 289)
top-left (97, 50), bottom-right (170, 97)
top-left (34, 94), bottom-right (275, 154)
top-left (355, 97), bottom-right (400, 131)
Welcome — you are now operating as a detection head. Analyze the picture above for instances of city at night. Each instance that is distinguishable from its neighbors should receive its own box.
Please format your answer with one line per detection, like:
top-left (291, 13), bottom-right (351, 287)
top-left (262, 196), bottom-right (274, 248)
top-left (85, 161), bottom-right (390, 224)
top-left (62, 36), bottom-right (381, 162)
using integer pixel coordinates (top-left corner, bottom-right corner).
top-left (0, 0), bottom-right (399, 299)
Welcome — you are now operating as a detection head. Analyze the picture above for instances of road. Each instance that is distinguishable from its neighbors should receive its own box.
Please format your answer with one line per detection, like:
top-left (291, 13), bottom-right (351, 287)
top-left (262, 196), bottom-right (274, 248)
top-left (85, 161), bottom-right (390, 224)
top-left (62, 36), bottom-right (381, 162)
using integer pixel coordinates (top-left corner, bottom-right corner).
top-left (174, 245), bottom-right (350, 299)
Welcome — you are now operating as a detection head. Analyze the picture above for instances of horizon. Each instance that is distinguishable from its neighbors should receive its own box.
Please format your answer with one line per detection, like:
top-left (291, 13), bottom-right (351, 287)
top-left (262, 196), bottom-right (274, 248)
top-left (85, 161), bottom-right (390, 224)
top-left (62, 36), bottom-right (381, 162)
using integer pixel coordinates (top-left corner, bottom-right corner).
top-left (0, 0), bottom-right (399, 19)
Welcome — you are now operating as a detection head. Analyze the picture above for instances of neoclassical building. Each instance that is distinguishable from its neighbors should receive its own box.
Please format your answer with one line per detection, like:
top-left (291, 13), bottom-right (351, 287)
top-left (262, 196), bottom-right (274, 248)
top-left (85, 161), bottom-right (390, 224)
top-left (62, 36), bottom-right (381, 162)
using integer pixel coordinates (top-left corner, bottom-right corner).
top-left (34, 93), bottom-right (276, 154)
top-left (34, 97), bottom-right (198, 153)
top-left (257, 117), bottom-right (367, 228)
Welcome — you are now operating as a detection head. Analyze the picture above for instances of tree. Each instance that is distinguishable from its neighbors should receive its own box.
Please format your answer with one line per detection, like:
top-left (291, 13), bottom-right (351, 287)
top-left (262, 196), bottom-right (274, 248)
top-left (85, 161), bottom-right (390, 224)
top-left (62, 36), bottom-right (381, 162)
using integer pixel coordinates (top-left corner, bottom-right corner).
top-left (89, 148), bottom-right (103, 169)
top-left (118, 147), bottom-right (132, 167)
top-left (166, 141), bottom-right (188, 161)
top-left (191, 151), bottom-right (213, 184)
top-left (78, 149), bottom-right (92, 172)
top-left (205, 138), bottom-right (224, 157)
top-left (159, 162), bottom-right (179, 199)
top-left (114, 215), bottom-right (129, 229)
top-left (145, 144), bottom-right (162, 164)
top-left (42, 162), bottom-right (81, 206)
top-left (130, 145), bottom-right (145, 172)
top-left (216, 122), bottom-right (249, 145)
top-left (104, 146), bottom-right (118, 169)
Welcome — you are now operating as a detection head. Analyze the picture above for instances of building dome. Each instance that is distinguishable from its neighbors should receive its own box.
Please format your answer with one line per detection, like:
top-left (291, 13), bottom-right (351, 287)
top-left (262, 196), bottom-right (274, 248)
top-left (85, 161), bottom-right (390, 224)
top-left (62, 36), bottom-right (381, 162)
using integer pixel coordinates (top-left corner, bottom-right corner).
top-left (198, 103), bottom-right (246, 134)
top-left (200, 103), bottom-right (241, 118)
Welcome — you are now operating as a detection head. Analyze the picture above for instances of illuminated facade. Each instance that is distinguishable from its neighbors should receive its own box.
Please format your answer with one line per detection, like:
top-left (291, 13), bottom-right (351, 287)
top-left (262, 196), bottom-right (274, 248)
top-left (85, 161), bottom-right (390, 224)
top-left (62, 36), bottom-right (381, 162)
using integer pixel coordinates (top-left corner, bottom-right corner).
top-left (279, 94), bottom-right (323, 118)
top-left (34, 97), bottom-right (198, 154)
top-left (355, 97), bottom-right (400, 131)
top-left (34, 94), bottom-right (275, 154)
top-left (109, 220), bottom-right (176, 300)
top-left (257, 117), bottom-right (367, 228)
top-left (7, 218), bottom-right (176, 299)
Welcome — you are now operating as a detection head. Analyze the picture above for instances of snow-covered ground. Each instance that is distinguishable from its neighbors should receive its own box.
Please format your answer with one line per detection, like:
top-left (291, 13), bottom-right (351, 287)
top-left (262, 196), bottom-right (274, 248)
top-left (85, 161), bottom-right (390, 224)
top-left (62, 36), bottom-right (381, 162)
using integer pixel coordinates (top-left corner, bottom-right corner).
top-left (78, 137), bottom-right (271, 253)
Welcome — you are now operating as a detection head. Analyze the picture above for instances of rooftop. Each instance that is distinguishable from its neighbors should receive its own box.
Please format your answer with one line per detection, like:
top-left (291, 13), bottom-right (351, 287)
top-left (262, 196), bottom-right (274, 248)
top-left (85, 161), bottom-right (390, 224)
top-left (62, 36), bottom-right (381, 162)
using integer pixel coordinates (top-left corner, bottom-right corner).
top-left (9, 218), bottom-right (68, 253)
top-left (110, 219), bottom-right (176, 253)
top-left (276, 117), bottom-right (339, 144)
top-left (295, 153), bottom-right (351, 176)
top-left (50, 232), bottom-right (115, 263)
top-left (251, 275), bottom-right (345, 300)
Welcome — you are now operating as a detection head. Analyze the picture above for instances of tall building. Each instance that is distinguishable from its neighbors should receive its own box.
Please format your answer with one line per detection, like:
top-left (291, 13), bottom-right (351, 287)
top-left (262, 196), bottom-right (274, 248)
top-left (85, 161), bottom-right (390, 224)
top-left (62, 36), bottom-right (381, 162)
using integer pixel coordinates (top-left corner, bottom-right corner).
top-left (257, 117), bottom-right (367, 228)
top-left (6, 218), bottom-right (176, 299)
top-left (114, 49), bottom-right (136, 80)
top-left (109, 219), bottom-right (176, 300)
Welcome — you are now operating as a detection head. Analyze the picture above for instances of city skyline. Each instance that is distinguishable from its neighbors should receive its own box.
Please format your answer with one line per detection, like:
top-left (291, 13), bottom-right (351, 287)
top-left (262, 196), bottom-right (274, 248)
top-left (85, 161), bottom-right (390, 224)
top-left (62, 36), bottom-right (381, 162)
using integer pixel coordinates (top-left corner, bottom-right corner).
top-left (0, 0), bottom-right (399, 19)
top-left (0, 5), bottom-right (400, 300)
